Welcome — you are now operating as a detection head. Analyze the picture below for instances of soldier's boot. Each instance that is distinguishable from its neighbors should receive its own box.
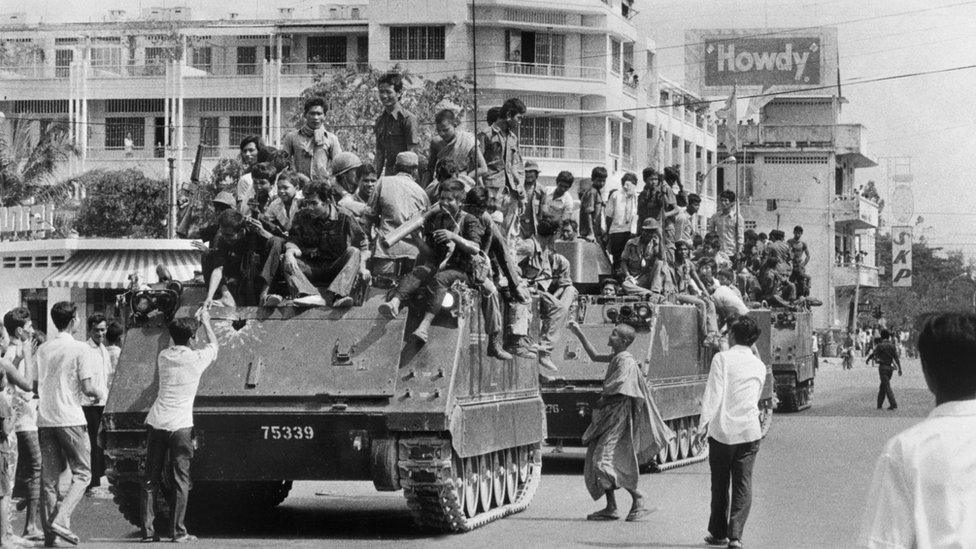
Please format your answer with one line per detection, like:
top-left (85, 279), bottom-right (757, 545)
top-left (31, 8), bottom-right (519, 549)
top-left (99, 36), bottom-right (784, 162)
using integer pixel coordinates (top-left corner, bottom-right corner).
top-left (538, 353), bottom-right (559, 372)
top-left (508, 336), bottom-right (538, 359)
top-left (487, 335), bottom-right (514, 360)
top-left (379, 297), bottom-right (401, 319)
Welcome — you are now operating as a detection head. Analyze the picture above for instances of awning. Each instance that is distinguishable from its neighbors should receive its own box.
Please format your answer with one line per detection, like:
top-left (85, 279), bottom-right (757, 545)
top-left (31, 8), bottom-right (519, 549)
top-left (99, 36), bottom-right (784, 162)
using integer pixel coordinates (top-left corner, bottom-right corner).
top-left (43, 249), bottom-right (202, 289)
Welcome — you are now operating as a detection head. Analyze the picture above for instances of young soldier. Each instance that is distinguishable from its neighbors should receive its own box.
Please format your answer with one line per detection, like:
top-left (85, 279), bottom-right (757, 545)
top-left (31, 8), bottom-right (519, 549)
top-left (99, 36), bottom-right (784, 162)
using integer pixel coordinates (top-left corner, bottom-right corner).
top-left (281, 97), bottom-right (343, 180)
top-left (141, 307), bottom-right (218, 543)
top-left (579, 166), bottom-right (607, 242)
top-left (374, 72), bottom-right (420, 176)
top-left (570, 323), bottom-right (673, 522)
top-left (707, 190), bottom-right (745, 256)
top-left (539, 171), bottom-right (577, 225)
top-left (619, 218), bottom-right (665, 297)
top-left (477, 97), bottom-right (527, 233)
top-left (518, 160), bottom-right (544, 239)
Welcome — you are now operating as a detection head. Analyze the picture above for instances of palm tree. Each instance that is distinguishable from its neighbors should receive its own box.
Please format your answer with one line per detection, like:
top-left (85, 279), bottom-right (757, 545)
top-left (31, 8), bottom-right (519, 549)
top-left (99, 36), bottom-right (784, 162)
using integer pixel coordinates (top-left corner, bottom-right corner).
top-left (0, 114), bottom-right (79, 207)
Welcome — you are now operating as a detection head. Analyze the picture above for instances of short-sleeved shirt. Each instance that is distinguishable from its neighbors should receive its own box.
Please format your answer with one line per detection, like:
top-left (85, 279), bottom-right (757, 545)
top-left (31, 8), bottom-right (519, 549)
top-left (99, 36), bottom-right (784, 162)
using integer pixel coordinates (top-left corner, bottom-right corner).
top-left (711, 284), bottom-right (750, 322)
top-left (34, 331), bottom-right (94, 428)
top-left (289, 205), bottom-right (367, 265)
top-left (515, 237), bottom-right (572, 291)
top-left (281, 128), bottom-right (343, 180)
top-left (708, 210), bottom-right (745, 254)
top-left (86, 339), bottom-right (112, 406)
top-left (870, 341), bottom-right (900, 370)
top-left (578, 186), bottom-right (605, 238)
top-left (374, 104), bottom-right (420, 176)
top-left (369, 173), bottom-right (430, 259)
top-left (146, 343), bottom-right (218, 432)
top-left (539, 189), bottom-right (577, 224)
top-left (673, 208), bottom-right (697, 245)
top-left (606, 191), bottom-right (638, 234)
top-left (620, 236), bottom-right (656, 278)
top-left (637, 184), bottom-right (676, 227)
top-left (765, 240), bottom-right (792, 271)
top-left (423, 209), bottom-right (485, 273)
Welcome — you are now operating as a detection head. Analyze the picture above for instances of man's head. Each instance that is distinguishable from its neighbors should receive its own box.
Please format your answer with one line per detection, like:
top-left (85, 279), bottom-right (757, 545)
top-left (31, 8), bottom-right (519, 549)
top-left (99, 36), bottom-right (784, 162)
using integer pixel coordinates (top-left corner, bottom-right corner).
top-left (435, 158), bottom-right (459, 183)
top-left (394, 151), bottom-right (420, 179)
top-left (537, 214), bottom-right (560, 241)
top-left (434, 109), bottom-right (460, 142)
top-left (716, 269), bottom-right (735, 287)
top-left (642, 166), bottom-right (657, 185)
top-left (2, 308), bottom-right (32, 342)
top-left (304, 181), bottom-right (337, 215)
top-left (464, 186), bottom-right (490, 216)
top-left (769, 229), bottom-right (786, 242)
top-left (559, 219), bottom-right (579, 241)
top-left (239, 135), bottom-right (263, 167)
top-left (524, 161), bottom-right (540, 185)
top-left (212, 191), bottom-right (236, 214)
top-left (608, 324), bottom-right (637, 352)
top-left (590, 167), bottom-right (608, 189)
top-left (106, 320), bottom-right (124, 347)
top-left (332, 152), bottom-right (362, 190)
top-left (216, 209), bottom-right (246, 243)
top-left (621, 172), bottom-right (638, 194)
top-left (719, 190), bottom-right (736, 213)
top-left (675, 240), bottom-right (690, 260)
top-left (250, 162), bottom-right (277, 199)
top-left (729, 315), bottom-right (761, 347)
top-left (88, 313), bottom-right (108, 345)
top-left (793, 225), bottom-right (804, 239)
top-left (486, 106), bottom-right (501, 127)
top-left (438, 179), bottom-right (467, 215)
top-left (275, 171), bottom-right (300, 203)
top-left (916, 312), bottom-right (976, 402)
top-left (168, 317), bottom-right (199, 347)
top-left (554, 171), bottom-right (574, 197)
top-left (302, 97), bottom-right (327, 129)
top-left (50, 301), bottom-right (77, 332)
top-left (640, 218), bottom-right (660, 243)
top-left (498, 98), bottom-right (526, 132)
top-left (757, 232), bottom-right (768, 243)
top-left (686, 193), bottom-right (701, 214)
top-left (356, 164), bottom-right (378, 200)
top-left (377, 72), bottom-right (404, 109)
top-left (879, 329), bottom-right (891, 341)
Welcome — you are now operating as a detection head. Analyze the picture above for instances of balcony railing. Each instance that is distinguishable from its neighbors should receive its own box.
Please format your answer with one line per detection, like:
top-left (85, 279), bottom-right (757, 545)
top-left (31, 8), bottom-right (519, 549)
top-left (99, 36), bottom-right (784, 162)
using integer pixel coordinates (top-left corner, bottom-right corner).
top-left (1, 61), bottom-right (356, 80)
top-left (521, 145), bottom-right (605, 160)
top-left (493, 61), bottom-right (606, 81)
top-left (833, 194), bottom-right (880, 229)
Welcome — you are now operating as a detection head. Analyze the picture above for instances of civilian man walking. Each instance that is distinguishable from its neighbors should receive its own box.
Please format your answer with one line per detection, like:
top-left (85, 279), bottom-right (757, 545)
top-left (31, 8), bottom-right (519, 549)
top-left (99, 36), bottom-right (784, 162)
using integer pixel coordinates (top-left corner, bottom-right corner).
top-left (866, 329), bottom-right (901, 410)
top-left (34, 301), bottom-right (105, 546)
top-left (83, 313), bottom-right (111, 496)
top-left (141, 307), bottom-right (218, 543)
top-left (698, 315), bottom-right (766, 549)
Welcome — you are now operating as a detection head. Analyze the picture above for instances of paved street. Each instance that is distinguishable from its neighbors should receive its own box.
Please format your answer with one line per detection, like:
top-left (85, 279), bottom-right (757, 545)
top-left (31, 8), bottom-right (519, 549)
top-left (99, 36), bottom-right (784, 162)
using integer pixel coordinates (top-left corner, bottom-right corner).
top-left (31, 357), bottom-right (930, 548)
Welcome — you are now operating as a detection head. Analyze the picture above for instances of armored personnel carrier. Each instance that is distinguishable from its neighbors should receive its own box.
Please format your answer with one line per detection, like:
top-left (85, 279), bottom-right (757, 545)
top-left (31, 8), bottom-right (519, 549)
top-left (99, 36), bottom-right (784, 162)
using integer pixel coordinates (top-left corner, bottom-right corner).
top-left (102, 283), bottom-right (545, 533)
top-left (542, 242), bottom-right (774, 469)
top-left (768, 307), bottom-right (816, 412)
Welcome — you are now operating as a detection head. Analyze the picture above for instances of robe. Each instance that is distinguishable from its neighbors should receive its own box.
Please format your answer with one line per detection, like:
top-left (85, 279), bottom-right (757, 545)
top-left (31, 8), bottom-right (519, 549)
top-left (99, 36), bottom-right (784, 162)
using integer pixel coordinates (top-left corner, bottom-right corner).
top-left (582, 351), bottom-right (675, 499)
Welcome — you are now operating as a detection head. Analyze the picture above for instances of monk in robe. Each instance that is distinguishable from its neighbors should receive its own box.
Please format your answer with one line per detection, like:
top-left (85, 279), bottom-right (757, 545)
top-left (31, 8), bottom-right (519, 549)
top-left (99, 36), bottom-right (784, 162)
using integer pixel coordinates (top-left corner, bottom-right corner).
top-left (570, 322), bottom-right (675, 521)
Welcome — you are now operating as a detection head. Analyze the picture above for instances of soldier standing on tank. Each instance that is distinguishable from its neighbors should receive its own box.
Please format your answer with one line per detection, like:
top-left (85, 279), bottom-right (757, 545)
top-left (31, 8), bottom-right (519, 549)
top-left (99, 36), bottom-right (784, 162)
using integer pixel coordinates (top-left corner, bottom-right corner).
top-left (568, 323), bottom-right (673, 522)
top-left (141, 308), bottom-right (218, 543)
top-left (866, 329), bottom-right (902, 410)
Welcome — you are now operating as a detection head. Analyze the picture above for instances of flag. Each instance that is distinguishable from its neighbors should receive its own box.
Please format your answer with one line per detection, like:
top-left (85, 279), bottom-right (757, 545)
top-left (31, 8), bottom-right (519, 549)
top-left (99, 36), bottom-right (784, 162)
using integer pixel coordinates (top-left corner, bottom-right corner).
top-left (715, 85), bottom-right (739, 152)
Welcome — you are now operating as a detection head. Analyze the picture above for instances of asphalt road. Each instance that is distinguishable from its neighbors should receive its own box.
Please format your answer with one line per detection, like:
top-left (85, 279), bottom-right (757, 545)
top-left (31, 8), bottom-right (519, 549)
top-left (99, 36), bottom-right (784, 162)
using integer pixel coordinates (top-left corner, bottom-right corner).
top-left (24, 357), bottom-right (931, 548)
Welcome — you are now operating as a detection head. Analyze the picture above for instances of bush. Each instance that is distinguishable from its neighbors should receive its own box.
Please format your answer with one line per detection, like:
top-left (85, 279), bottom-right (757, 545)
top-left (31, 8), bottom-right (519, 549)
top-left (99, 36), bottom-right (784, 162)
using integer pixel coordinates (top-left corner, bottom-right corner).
top-left (73, 169), bottom-right (169, 237)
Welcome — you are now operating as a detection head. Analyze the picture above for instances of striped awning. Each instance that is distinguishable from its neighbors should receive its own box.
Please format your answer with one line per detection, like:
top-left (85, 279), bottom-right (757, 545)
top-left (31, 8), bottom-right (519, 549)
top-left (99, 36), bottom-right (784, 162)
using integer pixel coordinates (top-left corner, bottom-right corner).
top-left (43, 249), bottom-right (202, 289)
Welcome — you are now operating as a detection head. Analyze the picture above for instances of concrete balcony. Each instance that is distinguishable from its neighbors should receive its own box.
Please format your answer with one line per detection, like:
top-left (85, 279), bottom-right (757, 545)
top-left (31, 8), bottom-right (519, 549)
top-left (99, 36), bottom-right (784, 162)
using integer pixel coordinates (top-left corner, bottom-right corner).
top-left (483, 61), bottom-right (608, 96)
top-left (723, 123), bottom-right (877, 168)
top-left (835, 124), bottom-right (876, 168)
top-left (833, 195), bottom-right (880, 229)
top-left (833, 263), bottom-right (879, 288)
top-left (522, 145), bottom-right (605, 178)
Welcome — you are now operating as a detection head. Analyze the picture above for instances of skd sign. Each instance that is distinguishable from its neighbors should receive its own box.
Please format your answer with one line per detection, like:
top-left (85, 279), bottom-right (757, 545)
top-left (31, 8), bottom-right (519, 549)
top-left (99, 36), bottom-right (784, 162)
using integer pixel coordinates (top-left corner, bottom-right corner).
top-left (891, 226), bottom-right (913, 287)
top-left (704, 37), bottom-right (822, 87)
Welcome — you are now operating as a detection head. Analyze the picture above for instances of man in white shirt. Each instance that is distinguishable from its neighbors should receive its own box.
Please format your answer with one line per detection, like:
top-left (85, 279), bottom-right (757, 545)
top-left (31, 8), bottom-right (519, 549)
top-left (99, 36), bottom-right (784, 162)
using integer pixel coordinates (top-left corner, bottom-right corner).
top-left (859, 312), bottom-right (976, 548)
top-left (83, 313), bottom-right (111, 496)
top-left (698, 315), bottom-right (767, 549)
top-left (141, 308), bottom-right (218, 543)
top-left (2, 307), bottom-right (42, 541)
top-left (33, 301), bottom-right (105, 546)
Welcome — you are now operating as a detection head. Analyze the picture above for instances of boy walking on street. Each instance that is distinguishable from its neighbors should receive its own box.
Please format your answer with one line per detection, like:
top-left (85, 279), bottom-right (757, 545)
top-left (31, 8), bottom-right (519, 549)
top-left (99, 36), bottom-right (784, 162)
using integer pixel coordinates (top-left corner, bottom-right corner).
top-left (141, 307), bottom-right (218, 543)
top-left (34, 301), bottom-right (106, 546)
top-left (698, 315), bottom-right (766, 549)
top-left (867, 329), bottom-right (902, 410)
top-left (860, 312), bottom-right (976, 547)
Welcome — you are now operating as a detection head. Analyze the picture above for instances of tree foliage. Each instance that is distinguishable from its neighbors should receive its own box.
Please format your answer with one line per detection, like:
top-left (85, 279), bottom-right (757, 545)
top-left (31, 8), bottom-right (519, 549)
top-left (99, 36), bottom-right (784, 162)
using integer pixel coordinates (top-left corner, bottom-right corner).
top-left (295, 67), bottom-right (476, 166)
top-left (73, 169), bottom-right (169, 238)
top-left (0, 118), bottom-right (79, 206)
top-left (859, 233), bottom-right (974, 327)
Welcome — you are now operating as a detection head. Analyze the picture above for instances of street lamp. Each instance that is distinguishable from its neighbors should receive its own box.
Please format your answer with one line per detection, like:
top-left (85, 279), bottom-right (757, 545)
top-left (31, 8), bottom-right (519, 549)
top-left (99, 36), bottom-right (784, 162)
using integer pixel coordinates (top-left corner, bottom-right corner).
top-left (696, 155), bottom-right (737, 195)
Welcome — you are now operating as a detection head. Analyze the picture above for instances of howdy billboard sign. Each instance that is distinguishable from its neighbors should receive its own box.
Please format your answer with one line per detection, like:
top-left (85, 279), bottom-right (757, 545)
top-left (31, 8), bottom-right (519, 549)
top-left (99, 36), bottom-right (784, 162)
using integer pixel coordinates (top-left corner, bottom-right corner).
top-left (705, 37), bottom-right (821, 87)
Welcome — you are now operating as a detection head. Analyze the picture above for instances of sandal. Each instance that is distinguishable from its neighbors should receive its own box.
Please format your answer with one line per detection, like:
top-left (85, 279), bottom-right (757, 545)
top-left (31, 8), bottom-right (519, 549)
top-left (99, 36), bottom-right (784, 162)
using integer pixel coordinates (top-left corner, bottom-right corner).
top-left (586, 509), bottom-right (620, 521)
top-left (625, 507), bottom-right (655, 521)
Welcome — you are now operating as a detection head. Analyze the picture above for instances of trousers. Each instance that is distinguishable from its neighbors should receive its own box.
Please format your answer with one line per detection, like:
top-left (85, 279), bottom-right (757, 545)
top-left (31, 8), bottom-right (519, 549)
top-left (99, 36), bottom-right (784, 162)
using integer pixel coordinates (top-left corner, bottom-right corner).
top-left (141, 427), bottom-right (194, 539)
top-left (82, 406), bottom-right (104, 488)
top-left (39, 426), bottom-right (90, 545)
top-left (877, 369), bottom-right (897, 409)
top-left (285, 247), bottom-right (361, 299)
top-left (708, 437), bottom-right (760, 541)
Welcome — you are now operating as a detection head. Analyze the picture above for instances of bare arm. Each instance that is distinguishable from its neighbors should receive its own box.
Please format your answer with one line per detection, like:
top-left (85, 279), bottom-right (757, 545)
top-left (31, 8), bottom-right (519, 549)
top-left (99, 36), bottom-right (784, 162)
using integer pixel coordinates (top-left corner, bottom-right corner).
top-left (567, 322), bottom-right (612, 362)
top-left (80, 377), bottom-right (105, 402)
top-left (205, 265), bottom-right (224, 307)
top-left (0, 358), bottom-right (30, 392)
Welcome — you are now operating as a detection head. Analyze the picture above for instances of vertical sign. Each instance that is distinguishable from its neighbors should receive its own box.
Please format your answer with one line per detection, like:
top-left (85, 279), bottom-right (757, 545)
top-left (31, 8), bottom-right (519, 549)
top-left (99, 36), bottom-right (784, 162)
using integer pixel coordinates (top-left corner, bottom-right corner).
top-left (891, 226), bottom-right (913, 287)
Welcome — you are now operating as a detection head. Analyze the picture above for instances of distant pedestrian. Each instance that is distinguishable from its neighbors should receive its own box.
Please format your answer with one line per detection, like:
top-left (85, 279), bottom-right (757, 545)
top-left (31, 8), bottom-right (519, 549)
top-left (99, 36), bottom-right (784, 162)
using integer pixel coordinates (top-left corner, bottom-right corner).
top-left (34, 301), bottom-right (106, 546)
top-left (123, 132), bottom-right (134, 158)
top-left (570, 322), bottom-right (673, 522)
top-left (141, 307), bottom-right (218, 543)
top-left (859, 312), bottom-right (976, 547)
top-left (698, 315), bottom-right (766, 549)
top-left (83, 313), bottom-right (111, 496)
top-left (866, 329), bottom-right (901, 410)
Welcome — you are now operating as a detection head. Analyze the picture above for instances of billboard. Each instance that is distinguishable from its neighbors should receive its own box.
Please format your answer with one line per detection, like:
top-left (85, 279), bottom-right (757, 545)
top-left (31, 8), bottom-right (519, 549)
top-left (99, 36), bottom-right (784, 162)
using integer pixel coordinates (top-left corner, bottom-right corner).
top-left (686, 28), bottom-right (838, 98)
top-left (891, 226), bottom-right (913, 287)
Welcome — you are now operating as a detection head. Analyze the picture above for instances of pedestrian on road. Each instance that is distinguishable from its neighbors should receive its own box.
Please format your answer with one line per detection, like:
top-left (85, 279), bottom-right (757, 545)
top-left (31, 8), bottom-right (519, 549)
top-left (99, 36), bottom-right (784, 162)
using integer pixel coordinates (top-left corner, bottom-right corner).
top-left (141, 307), bottom-right (218, 543)
top-left (570, 322), bottom-right (673, 522)
top-left (83, 313), bottom-right (111, 497)
top-left (866, 329), bottom-right (901, 410)
top-left (697, 315), bottom-right (766, 549)
top-left (34, 301), bottom-right (106, 546)
top-left (859, 312), bottom-right (976, 547)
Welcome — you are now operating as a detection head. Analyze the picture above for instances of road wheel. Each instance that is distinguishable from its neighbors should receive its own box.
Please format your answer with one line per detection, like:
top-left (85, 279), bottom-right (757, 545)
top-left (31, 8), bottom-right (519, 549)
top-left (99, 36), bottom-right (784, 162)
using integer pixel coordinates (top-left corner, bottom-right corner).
top-left (490, 451), bottom-right (505, 508)
top-left (677, 418), bottom-right (690, 459)
top-left (666, 421), bottom-right (680, 462)
top-left (451, 453), bottom-right (466, 514)
top-left (462, 456), bottom-right (479, 518)
top-left (503, 449), bottom-right (518, 504)
top-left (516, 446), bottom-right (529, 484)
top-left (477, 454), bottom-right (492, 513)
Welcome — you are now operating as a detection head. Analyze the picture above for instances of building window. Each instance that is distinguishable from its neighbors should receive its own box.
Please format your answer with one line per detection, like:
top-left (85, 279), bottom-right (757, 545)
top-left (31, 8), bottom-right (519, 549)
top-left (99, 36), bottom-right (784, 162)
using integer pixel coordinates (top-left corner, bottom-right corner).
top-left (54, 49), bottom-right (73, 78)
top-left (237, 46), bottom-right (257, 75)
top-left (144, 47), bottom-right (171, 75)
top-left (610, 39), bottom-right (621, 74)
top-left (390, 26), bottom-right (445, 60)
top-left (505, 31), bottom-right (565, 67)
top-left (90, 47), bottom-right (121, 69)
top-left (622, 119), bottom-right (633, 159)
top-left (86, 289), bottom-right (126, 322)
top-left (20, 289), bottom-right (48, 335)
top-left (263, 45), bottom-right (292, 62)
top-left (200, 117), bottom-right (220, 157)
top-left (105, 117), bottom-right (145, 149)
top-left (519, 117), bottom-right (565, 157)
top-left (307, 36), bottom-right (346, 64)
top-left (191, 47), bottom-right (212, 72)
top-left (610, 120), bottom-right (621, 156)
top-left (229, 116), bottom-right (262, 146)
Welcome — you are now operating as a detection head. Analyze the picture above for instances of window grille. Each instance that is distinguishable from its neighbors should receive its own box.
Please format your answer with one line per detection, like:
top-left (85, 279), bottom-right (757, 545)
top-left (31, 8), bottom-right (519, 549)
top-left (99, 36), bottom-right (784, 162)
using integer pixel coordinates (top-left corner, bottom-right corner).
top-left (389, 26), bottom-right (445, 60)
top-left (229, 116), bottom-right (262, 146)
top-left (105, 117), bottom-right (145, 148)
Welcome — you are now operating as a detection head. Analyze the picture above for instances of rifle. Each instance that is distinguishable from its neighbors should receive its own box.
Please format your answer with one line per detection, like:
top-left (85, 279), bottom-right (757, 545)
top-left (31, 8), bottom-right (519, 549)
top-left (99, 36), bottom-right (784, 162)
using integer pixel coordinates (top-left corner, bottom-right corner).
top-left (176, 144), bottom-right (205, 239)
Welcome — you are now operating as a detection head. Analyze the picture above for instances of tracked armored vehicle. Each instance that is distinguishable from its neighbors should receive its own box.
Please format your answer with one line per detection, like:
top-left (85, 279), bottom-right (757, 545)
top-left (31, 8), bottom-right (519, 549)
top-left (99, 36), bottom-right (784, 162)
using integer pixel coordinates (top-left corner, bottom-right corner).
top-left (769, 307), bottom-right (816, 412)
top-left (542, 242), bottom-right (774, 469)
top-left (103, 284), bottom-right (545, 533)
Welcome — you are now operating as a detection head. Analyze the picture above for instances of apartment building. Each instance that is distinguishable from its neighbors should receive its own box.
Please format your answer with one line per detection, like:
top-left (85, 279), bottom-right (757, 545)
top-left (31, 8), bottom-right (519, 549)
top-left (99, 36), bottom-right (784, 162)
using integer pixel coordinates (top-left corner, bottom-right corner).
top-left (0, 0), bottom-right (717, 206)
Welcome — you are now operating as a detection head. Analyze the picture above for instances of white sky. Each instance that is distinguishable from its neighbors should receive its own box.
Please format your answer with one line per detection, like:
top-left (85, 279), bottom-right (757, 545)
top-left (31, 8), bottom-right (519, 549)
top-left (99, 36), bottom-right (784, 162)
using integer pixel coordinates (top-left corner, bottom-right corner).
top-left (8, 0), bottom-right (976, 257)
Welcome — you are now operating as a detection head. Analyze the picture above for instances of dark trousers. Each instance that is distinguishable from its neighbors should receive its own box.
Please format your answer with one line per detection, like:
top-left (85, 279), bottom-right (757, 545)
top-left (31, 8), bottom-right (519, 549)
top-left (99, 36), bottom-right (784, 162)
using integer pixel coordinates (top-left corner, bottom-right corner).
top-left (607, 232), bottom-right (632, 273)
top-left (14, 430), bottom-right (41, 532)
top-left (392, 263), bottom-right (469, 316)
top-left (82, 406), bottom-right (104, 488)
top-left (878, 369), bottom-right (897, 409)
top-left (141, 427), bottom-right (194, 539)
top-left (708, 437), bottom-right (760, 541)
top-left (285, 247), bottom-right (361, 299)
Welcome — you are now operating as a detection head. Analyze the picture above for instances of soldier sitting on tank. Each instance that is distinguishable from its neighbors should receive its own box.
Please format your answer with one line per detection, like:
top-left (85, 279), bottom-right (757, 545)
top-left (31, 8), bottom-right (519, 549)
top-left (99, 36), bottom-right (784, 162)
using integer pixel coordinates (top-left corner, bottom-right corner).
top-left (673, 240), bottom-right (719, 342)
top-left (619, 218), bottom-right (667, 298)
top-left (757, 256), bottom-right (796, 308)
top-left (281, 181), bottom-right (372, 308)
top-left (508, 214), bottom-right (578, 373)
top-left (378, 179), bottom-right (487, 344)
top-left (202, 209), bottom-right (285, 308)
